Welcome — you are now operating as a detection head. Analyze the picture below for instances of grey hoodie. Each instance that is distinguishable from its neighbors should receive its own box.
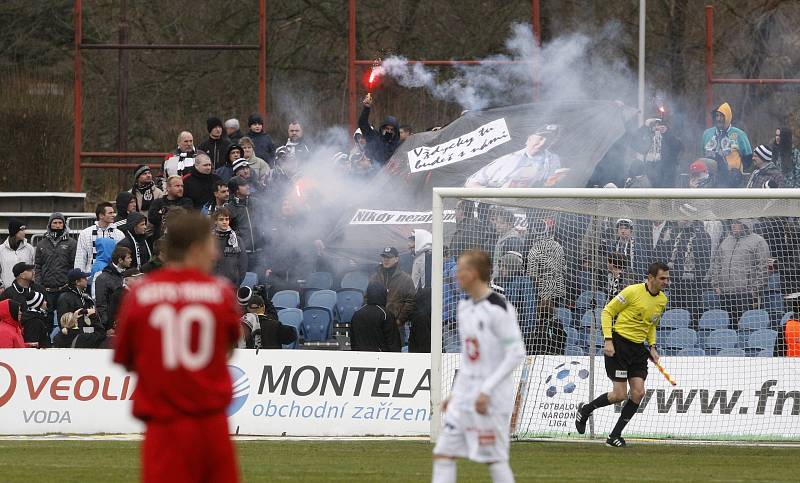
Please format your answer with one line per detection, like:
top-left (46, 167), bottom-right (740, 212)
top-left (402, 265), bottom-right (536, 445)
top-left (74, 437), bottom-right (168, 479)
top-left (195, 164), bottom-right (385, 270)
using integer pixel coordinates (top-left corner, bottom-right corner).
top-left (711, 222), bottom-right (770, 295)
top-left (34, 213), bottom-right (77, 288)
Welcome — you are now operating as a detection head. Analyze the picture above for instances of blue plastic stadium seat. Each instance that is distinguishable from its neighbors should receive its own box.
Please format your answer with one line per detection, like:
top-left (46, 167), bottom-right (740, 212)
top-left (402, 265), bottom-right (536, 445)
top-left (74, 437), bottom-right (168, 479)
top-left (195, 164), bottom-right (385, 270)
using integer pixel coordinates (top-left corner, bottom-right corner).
top-left (745, 329), bottom-right (778, 357)
top-left (554, 307), bottom-right (572, 328)
top-left (272, 290), bottom-right (300, 311)
top-left (306, 271), bottom-right (333, 290)
top-left (565, 345), bottom-right (585, 356)
top-left (738, 309), bottom-right (771, 346)
top-left (698, 309), bottom-right (730, 345)
top-left (781, 312), bottom-right (795, 327)
top-left (278, 308), bottom-right (304, 349)
top-left (336, 290), bottom-right (364, 324)
top-left (763, 292), bottom-right (785, 317)
top-left (239, 272), bottom-right (258, 288)
top-left (302, 307), bottom-right (332, 342)
top-left (340, 271), bottom-right (370, 292)
top-left (576, 290), bottom-right (607, 311)
top-left (565, 327), bottom-right (580, 347)
top-left (767, 272), bottom-right (781, 292)
top-left (578, 309), bottom-right (602, 347)
top-left (702, 291), bottom-right (721, 311)
top-left (704, 328), bottom-right (738, 356)
top-left (660, 309), bottom-right (691, 330)
top-left (307, 289), bottom-right (338, 318)
top-left (676, 347), bottom-right (705, 357)
top-left (662, 328), bottom-right (698, 356)
top-left (716, 347), bottom-right (746, 357)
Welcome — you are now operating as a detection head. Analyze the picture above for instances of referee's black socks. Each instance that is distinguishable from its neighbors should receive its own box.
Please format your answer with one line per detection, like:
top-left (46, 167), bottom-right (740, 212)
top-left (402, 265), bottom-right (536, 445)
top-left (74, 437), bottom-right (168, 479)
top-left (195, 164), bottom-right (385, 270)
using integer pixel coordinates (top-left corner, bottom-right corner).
top-left (610, 399), bottom-right (640, 437)
top-left (584, 393), bottom-right (612, 414)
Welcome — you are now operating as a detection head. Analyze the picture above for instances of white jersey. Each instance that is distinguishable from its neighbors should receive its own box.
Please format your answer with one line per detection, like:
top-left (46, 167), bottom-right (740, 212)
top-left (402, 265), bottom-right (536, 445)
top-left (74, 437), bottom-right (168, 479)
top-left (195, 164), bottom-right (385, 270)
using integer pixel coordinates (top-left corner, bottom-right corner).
top-left (451, 292), bottom-right (526, 413)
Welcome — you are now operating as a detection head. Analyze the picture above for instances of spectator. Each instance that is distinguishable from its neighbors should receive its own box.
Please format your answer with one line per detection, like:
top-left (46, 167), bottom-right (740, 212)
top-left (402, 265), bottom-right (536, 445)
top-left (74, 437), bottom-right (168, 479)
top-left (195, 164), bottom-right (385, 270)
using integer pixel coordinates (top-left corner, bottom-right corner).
top-left (242, 295), bottom-right (296, 349)
top-left (34, 213), bottom-right (77, 323)
top-left (130, 165), bottom-right (163, 215)
top-left (350, 281), bottom-right (401, 352)
top-left (53, 310), bottom-right (107, 349)
top-left (489, 207), bottom-right (524, 280)
top-left (370, 247), bottom-right (416, 332)
top-left (93, 245), bottom-right (132, 329)
top-left (74, 202), bottom-right (125, 273)
top-left (688, 159), bottom-right (716, 189)
top-left (526, 218), bottom-right (566, 321)
top-left (283, 120), bottom-right (311, 161)
top-left (225, 118), bottom-right (243, 144)
top-left (772, 127), bottom-right (800, 187)
top-left (147, 176), bottom-right (193, 239)
top-left (118, 212), bottom-right (152, 270)
top-left (269, 147), bottom-right (301, 199)
top-left (264, 199), bottom-right (317, 291)
top-left (141, 239), bottom-right (166, 273)
top-left (496, 251), bottom-right (535, 323)
top-left (114, 191), bottom-right (136, 225)
top-left (202, 180), bottom-right (230, 216)
top-left (215, 144), bottom-right (243, 183)
top-left (163, 131), bottom-right (197, 178)
top-left (410, 229), bottom-right (432, 290)
top-left (606, 252), bottom-right (637, 298)
top-left (239, 136), bottom-right (271, 183)
top-left (745, 145), bottom-right (784, 189)
top-left (0, 299), bottom-right (24, 349)
top-left (212, 207), bottom-right (247, 286)
top-left (89, 237), bottom-right (117, 283)
top-left (399, 124), bottom-right (413, 141)
top-left (649, 219), bottom-right (673, 263)
top-left (231, 158), bottom-right (263, 194)
top-left (198, 116), bottom-right (231, 169)
top-left (408, 287), bottom-right (431, 353)
top-left (608, 218), bottom-right (648, 278)
top-left (358, 94), bottom-right (401, 165)
top-left (666, 218), bottom-right (712, 320)
top-left (0, 219), bottom-right (35, 290)
top-left (57, 269), bottom-right (95, 317)
top-left (711, 219), bottom-right (770, 328)
top-left (227, 177), bottom-right (266, 271)
top-left (246, 114), bottom-right (276, 165)
top-left (0, 262), bottom-right (41, 305)
top-left (183, 153), bottom-right (222, 209)
top-left (449, 200), bottom-right (482, 257)
top-left (23, 291), bottom-right (50, 348)
top-left (638, 118), bottom-right (682, 188)
top-left (623, 160), bottom-right (652, 189)
top-left (702, 102), bottom-right (752, 187)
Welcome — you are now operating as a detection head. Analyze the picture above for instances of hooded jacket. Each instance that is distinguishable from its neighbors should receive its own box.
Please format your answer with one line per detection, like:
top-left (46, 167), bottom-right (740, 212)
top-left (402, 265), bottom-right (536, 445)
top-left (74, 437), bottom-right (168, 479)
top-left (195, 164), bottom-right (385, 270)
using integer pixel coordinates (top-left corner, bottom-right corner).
top-left (369, 264), bottom-right (416, 326)
top-left (22, 306), bottom-right (51, 348)
top-left (358, 107), bottom-right (401, 165)
top-left (93, 262), bottom-right (124, 329)
top-left (34, 212), bottom-right (77, 289)
top-left (411, 229), bottom-right (432, 290)
top-left (114, 191), bottom-right (135, 224)
top-left (0, 299), bottom-right (25, 348)
top-left (89, 238), bottom-right (117, 282)
top-left (214, 144), bottom-right (243, 182)
top-left (198, 136), bottom-right (232, 170)
top-left (702, 102), bottom-right (753, 172)
top-left (117, 212), bottom-right (153, 269)
top-left (213, 227), bottom-right (248, 285)
top-left (182, 166), bottom-right (222, 209)
top-left (711, 222), bottom-right (770, 295)
top-left (228, 195), bottom-right (265, 254)
top-left (0, 235), bottom-right (35, 290)
top-left (350, 282), bottom-right (401, 352)
top-left (746, 161), bottom-right (785, 189)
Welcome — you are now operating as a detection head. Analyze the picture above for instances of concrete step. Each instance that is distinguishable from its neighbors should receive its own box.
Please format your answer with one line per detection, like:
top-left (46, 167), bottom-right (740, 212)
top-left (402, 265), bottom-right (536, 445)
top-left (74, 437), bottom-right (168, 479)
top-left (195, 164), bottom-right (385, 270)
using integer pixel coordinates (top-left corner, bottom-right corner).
top-left (0, 192), bottom-right (86, 213)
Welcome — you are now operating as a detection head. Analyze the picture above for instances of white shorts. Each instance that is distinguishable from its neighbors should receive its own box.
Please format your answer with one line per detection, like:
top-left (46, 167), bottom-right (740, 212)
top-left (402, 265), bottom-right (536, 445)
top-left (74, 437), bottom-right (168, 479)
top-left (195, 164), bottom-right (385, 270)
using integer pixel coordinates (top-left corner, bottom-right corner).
top-left (433, 403), bottom-right (511, 463)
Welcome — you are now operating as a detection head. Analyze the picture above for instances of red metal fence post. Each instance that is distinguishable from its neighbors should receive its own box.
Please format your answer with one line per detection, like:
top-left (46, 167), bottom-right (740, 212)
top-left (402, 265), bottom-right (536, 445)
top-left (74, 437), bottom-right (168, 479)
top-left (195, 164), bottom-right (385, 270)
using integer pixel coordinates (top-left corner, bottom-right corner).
top-left (73, 0), bottom-right (83, 192)
top-left (705, 5), bottom-right (714, 128)
top-left (258, 0), bottom-right (267, 118)
top-left (348, 0), bottom-right (358, 135)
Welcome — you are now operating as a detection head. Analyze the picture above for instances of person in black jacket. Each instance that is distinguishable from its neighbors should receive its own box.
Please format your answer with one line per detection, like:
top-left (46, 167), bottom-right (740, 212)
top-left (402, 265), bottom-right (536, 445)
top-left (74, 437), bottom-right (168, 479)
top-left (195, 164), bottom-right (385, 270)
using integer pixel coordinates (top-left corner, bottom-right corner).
top-left (57, 269), bottom-right (95, 318)
top-left (117, 212), bottom-right (152, 270)
top-left (212, 207), bottom-right (247, 286)
top-left (0, 263), bottom-right (44, 306)
top-left (34, 212), bottom-right (76, 323)
top-left (408, 287), bottom-right (431, 353)
top-left (93, 246), bottom-right (131, 329)
top-left (23, 291), bottom-right (51, 348)
top-left (350, 281), bottom-right (401, 352)
top-left (114, 191), bottom-right (136, 225)
top-left (246, 113), bottom-right (276, 165)
top-left (53, 309), bottom-right (107, 348)
top-left (147, 175), bottom-right (194, 238)
top-left (198, 116), bottom-right (232, 169)
top-left (358, 94), bottom-right (401, 165)
top-left (242, 295), bottom-right (296, 349)
top-left (182, 153), bottom-right (222, 209)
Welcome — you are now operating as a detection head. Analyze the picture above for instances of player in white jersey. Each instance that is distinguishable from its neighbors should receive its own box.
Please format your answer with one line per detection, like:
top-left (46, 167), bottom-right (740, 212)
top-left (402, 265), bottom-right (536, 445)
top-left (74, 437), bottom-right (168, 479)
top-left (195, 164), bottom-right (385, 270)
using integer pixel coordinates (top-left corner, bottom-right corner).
top-left (433, 250), bottom-right (526, 483)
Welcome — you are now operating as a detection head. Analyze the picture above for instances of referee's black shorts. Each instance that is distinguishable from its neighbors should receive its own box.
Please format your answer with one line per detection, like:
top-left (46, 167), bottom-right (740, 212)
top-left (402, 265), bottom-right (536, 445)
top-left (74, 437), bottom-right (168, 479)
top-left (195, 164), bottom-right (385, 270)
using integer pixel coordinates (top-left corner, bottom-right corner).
top-left (604, 331), bottom-right (648, 381)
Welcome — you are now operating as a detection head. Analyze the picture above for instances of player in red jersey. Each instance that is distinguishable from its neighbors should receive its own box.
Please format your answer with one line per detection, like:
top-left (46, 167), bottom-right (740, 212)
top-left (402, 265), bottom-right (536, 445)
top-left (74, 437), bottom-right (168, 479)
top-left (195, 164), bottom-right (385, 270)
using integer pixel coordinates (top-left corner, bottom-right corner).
top-left (114, 211), bottom-right (242, 483)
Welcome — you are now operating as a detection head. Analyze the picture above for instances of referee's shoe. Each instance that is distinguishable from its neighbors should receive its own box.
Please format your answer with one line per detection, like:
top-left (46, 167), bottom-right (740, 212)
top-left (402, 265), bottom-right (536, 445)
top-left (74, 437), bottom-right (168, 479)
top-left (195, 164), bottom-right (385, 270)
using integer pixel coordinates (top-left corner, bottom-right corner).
top-left (606, 435), bottom-right (627, 448)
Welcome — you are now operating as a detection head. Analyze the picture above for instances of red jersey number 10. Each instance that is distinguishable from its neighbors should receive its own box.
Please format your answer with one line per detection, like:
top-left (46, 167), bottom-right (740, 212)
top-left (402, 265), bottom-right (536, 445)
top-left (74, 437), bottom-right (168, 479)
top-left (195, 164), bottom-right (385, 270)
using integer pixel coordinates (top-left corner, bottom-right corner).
top-left (150, 304), bottom-right (215, 370)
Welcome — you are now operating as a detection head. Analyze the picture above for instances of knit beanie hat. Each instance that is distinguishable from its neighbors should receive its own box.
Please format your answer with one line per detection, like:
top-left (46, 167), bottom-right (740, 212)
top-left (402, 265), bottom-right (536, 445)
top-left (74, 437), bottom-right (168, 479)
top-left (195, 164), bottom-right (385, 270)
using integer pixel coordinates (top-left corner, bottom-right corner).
top-left (237, 286), bottom-right (253, 305)
top-left (207, 116), bottom-right (223, 133)
top-left (248, 114), bottom-right (264, 126)
top-left (232, 158), bottom-right (249, 174)
top-left (224, 118), bottom-right (239, 130)
top-left (754, 144), bottom-right (772, 162)
top-left (8, 219), bottom-right (25, 236)
top-left (25, 291), bottom-right (45, 312)
top-left (133, 164), bottom-right (151, 181)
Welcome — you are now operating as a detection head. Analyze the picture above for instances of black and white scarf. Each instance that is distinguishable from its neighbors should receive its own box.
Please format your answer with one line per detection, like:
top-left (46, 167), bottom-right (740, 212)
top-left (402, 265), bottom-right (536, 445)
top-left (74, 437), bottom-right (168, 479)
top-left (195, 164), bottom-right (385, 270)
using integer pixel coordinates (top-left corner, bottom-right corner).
top-left (134, 182), bottom-right (156, 211)
top-left (91, 224), bottom-right (117, 261)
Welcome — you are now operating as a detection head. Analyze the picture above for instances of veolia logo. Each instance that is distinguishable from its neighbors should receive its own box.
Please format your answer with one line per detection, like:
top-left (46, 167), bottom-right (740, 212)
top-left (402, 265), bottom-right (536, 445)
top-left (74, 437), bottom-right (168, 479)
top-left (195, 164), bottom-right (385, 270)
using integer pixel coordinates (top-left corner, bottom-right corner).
top-left (0, 362), bottom-right (17, 407)
top-left (226, 365), bottom-right (250, 416)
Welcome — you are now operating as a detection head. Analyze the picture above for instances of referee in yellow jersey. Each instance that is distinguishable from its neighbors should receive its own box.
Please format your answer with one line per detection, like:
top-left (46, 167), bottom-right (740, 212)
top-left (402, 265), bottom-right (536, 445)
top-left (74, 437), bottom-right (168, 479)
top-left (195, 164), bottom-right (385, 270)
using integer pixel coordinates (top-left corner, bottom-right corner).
top-left (575, 261), bottom-right (669, 447)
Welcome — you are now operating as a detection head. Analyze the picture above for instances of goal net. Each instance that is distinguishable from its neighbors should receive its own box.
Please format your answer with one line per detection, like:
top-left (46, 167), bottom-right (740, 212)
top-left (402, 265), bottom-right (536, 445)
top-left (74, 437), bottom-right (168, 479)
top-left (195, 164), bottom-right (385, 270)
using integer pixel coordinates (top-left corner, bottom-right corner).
top-left (431, 188), bottom-right (800, 442)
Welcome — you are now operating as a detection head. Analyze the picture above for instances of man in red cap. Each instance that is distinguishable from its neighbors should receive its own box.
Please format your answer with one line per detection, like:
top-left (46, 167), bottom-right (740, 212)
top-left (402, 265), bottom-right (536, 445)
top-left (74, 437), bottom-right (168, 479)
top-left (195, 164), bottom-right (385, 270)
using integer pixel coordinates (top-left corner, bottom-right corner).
top-left (688, 159), bottom-right (715, 188)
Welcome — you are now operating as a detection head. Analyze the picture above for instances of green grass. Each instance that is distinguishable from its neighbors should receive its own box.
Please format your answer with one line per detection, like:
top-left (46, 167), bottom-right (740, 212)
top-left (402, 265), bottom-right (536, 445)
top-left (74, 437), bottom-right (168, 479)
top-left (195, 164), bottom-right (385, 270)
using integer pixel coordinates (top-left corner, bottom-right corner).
top-left (0, 440), bottom-right (799, 482)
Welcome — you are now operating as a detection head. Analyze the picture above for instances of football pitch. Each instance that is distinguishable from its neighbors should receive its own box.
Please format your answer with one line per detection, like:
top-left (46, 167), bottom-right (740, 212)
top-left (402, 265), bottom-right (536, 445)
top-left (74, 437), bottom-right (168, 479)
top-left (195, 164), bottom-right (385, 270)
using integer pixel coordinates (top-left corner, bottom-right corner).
top-left (1, 439), bottom-right (799, 482)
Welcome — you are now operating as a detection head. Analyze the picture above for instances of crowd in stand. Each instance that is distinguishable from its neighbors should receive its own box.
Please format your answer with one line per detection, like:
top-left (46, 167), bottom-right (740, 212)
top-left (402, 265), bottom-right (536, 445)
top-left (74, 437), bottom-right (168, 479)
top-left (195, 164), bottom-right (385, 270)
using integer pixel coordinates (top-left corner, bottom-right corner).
top-left (0, 97), bottom-right (799, 355)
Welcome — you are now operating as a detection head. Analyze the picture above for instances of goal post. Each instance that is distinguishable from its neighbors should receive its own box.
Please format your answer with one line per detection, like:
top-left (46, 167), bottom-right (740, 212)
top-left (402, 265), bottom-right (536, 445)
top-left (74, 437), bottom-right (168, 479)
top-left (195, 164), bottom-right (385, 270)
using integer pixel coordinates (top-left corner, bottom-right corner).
top-left (431, 187), bottom-right (800, 442)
